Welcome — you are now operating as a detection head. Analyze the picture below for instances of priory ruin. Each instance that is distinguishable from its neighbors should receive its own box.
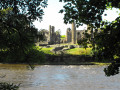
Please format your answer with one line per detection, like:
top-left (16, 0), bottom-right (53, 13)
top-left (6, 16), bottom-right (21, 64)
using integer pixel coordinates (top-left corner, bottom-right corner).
top-left (36, 22), bottom-right (91, 45)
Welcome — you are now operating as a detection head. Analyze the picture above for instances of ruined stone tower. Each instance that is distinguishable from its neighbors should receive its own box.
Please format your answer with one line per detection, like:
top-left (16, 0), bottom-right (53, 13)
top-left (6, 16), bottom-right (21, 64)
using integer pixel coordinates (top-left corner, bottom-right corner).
top-left (72, 21), bottom-right (76, 44)
top-left (66, 28), bottom-right (71, 43)
top-left (49, 25), bottom-right (52, 42)
top-left (49, 25), bottom-right (55, 44)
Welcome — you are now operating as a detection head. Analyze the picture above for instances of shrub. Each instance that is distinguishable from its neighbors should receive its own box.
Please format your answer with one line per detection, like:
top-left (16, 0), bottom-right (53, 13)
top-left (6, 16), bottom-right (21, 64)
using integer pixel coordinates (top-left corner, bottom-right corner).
top-left (0, 82), bottom-right (19, 90)
top-left (26, 48), bottom-right (45, 64)
top-left (0, 47), bottom-right (45, 64)
top-left (0, 50), bottom-right (25, 63)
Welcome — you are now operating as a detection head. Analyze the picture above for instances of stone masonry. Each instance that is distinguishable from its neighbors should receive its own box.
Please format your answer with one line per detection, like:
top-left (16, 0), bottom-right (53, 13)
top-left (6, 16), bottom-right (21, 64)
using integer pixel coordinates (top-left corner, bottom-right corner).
top-left (72, 21), bottom-right (77, 44)
top-left (66, 22), bottom-right (87, 44)
top-left (66, 28), bottom-right (71, 43)
top-left (38, 25), bottom-right (61, 45)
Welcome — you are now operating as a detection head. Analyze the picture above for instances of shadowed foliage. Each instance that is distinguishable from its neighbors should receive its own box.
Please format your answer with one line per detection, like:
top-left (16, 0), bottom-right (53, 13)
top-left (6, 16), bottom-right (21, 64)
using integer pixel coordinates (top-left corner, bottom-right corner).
top-left (59, 0), bottom-right (120, 76)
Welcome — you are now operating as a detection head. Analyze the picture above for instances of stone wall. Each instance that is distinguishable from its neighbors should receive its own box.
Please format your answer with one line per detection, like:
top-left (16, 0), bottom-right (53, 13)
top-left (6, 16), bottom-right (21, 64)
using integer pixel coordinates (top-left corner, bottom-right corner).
top-left (65, 24), bottom-right (86, 44)
top-left (45, 54), bottom-right (94, 64)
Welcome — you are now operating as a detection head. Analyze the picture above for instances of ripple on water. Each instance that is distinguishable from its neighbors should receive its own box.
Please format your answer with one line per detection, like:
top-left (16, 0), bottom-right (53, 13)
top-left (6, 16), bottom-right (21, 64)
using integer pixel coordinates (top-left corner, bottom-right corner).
top-left (0, 64), bottom-right (120, 90)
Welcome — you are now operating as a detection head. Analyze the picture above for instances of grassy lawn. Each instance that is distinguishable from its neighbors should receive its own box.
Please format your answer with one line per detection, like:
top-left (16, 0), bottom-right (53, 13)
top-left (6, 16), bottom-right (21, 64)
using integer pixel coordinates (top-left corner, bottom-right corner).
top-left (66, 48), bottom-right (92, 56)
top-left (91, 62), bottom-right (110, 65)
top-left (35, 46), bottom-right (54, 55)
top-left (40, 47), bottom-right (54, 55)
top-left (36, 46), bottom-right (92, 56)
top-left (61, 35), bottom-right (66, 40)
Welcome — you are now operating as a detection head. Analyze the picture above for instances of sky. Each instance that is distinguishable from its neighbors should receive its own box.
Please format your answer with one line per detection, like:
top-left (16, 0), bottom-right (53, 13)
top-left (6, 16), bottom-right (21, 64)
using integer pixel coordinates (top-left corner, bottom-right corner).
top-left (33, 0), bottom-right (120, 35)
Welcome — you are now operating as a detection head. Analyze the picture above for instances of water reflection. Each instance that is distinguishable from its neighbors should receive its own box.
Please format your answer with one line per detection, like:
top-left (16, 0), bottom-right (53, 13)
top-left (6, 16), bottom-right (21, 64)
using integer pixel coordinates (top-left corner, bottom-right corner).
top-left (0, 64), bottom-right (120, 90)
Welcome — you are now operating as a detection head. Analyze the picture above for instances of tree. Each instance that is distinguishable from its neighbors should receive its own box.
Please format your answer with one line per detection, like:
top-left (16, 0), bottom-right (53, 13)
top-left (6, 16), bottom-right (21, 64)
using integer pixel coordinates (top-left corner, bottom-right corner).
top-left (95, 17), bottom-right (120, 76)
top-left (0, 0), bottom-right (48, 21)
top-left (59, 0), bottom-right (120, 76)
top-left (77, 38), bottom-right (88, 55)
top-left (59, 0), bottom-right (108, 27)
top-left (77, 30), bottom-right (91, 55)
top-left (0, 8), bottom-right (37, 62)
top-left (0, 0), bottom-right (48, 63)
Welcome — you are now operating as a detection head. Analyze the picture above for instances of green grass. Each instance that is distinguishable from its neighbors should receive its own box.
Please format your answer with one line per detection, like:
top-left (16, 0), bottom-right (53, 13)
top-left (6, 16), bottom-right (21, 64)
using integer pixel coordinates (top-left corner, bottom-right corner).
top-left (35, 46), bottom-right (54, 55)
top-left (41, 47), bottom-right (54, 55)
top-left (91, 62), bottom-right (110, 65)
top-left (66, 48), bottom-right (92, 55)
top-left (61, 35), bottom-right (66, 38)
top-left (61, 35), bottom-right (66, 40)
top-left (35, 46), bottom-right (92, 56)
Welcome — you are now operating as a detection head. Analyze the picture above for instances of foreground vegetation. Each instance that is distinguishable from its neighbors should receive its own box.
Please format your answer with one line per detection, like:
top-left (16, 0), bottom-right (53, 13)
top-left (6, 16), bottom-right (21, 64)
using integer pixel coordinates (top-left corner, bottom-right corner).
top-left (0, 0), bottom-right (120, 78)
top-left (0, 82), bottom-right (19, 90)
top-left (0, 46), bottom-right (46, 64)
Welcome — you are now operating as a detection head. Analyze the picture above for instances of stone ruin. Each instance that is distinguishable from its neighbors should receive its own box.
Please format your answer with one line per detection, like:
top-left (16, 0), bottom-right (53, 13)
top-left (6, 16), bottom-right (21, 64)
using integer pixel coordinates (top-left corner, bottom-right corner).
top-left (48, 25), bottom-right (60, 44)
top-left (37, 25), bottom-right (61, 45)
top-left (35, 22), bottom-right (92, 46)
top-left (65, 21), bottom-right (88, 44)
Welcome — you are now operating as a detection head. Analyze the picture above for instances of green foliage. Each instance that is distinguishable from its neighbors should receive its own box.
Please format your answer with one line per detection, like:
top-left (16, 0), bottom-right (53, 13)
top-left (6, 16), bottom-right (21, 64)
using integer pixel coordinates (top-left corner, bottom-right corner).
top-left (0, 0), bottom-right (48, 20)
top-left (77, 39), bottom-right (88, 49)
top-left (59, 0), bottom-right (107, 27)
top-left (95, 17), bottom-right (120, 60)
top-left (0, 0), bottom-right (48, 65)
top-left (0, 50), bottom-right (26, 63)
top-left (77, 31), bottom-right (91, 55)
top-left (26, 48), bottom-right (46, 64)
top-left (0, 7), bottom-right (45, 65)
top-left (94, 17), bottom-right (120, 76)
top-left (0, 47), bottom-right (45, 64)
top-left (0, 9), bottom-right (38, 63)
top-left (0, 8), bottom-right (37, 50)
top-left (0, 82), bottom-right (19, 90)
top-left (104, 59), bottom-right (120, 76)
top-left (60, 0), bottom-right (120, 76)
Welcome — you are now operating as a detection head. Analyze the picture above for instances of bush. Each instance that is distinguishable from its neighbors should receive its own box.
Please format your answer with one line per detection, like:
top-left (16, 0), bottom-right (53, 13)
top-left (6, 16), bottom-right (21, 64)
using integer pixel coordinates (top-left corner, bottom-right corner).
top-left (0, 50), bottom-right (25, 63)
top-left (0, 82), bottom-right (19, 90)
top-left (0, 47), bottom-right (45, 64)
top-left (26, 48), bottom-right (45, 64)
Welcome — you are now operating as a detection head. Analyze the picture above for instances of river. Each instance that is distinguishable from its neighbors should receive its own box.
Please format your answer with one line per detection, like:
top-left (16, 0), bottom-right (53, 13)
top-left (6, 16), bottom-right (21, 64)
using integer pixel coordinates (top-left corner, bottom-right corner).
top-left (0, 64), bottom-right (120, 90)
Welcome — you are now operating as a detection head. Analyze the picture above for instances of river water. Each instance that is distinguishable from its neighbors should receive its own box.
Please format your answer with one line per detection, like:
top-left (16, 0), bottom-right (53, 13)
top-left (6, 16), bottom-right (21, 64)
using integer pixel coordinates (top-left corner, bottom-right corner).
top-left (0, 64), bottom-right (120, 90)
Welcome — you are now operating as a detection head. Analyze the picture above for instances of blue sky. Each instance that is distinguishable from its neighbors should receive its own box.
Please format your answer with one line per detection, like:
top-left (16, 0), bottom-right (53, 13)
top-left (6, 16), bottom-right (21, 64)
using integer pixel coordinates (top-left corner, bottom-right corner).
top-left (33, 0), bottom-right (120, 35)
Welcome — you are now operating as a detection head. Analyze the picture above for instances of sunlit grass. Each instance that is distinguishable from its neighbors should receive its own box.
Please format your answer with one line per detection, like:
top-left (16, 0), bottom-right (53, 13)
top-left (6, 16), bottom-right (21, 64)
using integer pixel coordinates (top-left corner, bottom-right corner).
top-left (41, 47), bottom-right (54, 55)
top-left (61, 35), bottom-right (66, 40)
top-left (35, 46), bottom-right (92, 56)
top-left (35, 46), bottom-right (54, 55)
top-left (91, 62), bottom-right (110, 65)
top-left (66, 48), bottom-right (92, 55)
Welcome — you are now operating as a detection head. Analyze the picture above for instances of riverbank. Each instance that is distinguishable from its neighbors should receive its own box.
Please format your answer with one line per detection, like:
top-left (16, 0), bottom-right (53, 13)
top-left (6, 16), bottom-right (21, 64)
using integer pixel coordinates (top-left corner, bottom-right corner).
top-left (0, 54), bottom-right (111, 66)
top-left (0, 62), bottom-right (110, 66)
top-left (40, 54), bottom-right (111, 65)
top-left (41, 62), bottom-right (110, 66)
